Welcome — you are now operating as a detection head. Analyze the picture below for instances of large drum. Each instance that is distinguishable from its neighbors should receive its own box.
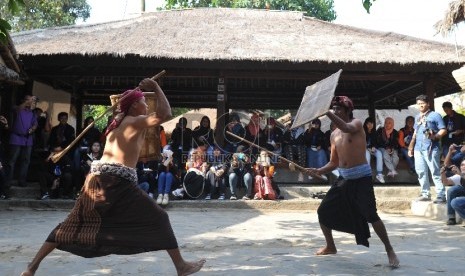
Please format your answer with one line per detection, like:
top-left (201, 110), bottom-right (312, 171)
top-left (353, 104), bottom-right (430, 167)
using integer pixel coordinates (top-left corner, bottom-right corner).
top-left (110, 92), bottom-right (161, 161)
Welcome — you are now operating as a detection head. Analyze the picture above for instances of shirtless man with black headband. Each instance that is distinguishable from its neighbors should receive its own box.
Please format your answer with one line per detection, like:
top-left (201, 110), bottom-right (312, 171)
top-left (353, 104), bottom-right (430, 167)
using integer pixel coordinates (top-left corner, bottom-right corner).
top-left (306, 95), bottom-right (399, 268)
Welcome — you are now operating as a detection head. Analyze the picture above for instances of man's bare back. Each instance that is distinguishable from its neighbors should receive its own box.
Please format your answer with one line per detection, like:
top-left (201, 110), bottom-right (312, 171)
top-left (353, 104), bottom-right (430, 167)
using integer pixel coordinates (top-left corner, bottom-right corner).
top-left (330, 118), bottom-right (368, 169)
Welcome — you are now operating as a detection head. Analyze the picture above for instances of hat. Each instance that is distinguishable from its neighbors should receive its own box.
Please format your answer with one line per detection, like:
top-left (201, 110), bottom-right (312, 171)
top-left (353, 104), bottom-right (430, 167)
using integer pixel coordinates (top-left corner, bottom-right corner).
top-left (330, 96), bottom-right (354, 111)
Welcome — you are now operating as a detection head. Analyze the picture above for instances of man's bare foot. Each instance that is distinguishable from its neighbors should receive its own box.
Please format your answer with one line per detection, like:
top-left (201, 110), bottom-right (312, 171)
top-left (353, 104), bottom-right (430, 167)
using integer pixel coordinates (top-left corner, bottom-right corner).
top-left (387, 249), bottom-right (400, 268)
top-left (315, 246), bottom-right (337, 255)
top-left (20, 269), bottom-right (34, 276)
top-left (177, 259), bottom-right (206, 276)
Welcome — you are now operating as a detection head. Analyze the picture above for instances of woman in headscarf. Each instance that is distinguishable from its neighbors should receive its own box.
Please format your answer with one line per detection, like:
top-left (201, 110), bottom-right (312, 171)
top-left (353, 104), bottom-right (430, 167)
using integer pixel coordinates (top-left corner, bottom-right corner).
top-left (377, 117), bottom-right (400, 178)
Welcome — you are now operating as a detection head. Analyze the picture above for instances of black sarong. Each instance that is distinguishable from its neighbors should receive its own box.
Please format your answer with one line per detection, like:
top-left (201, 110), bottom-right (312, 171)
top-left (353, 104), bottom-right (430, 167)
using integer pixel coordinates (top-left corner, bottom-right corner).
top-left (317, 176), bottom-right (380, 247)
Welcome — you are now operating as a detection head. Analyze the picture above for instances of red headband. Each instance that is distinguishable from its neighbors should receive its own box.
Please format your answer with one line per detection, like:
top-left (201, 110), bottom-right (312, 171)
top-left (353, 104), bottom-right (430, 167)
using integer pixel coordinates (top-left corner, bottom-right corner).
top-left (105, 88), bottom-right (144, 136)
top-left (119, 88), bottom-right (144, 114)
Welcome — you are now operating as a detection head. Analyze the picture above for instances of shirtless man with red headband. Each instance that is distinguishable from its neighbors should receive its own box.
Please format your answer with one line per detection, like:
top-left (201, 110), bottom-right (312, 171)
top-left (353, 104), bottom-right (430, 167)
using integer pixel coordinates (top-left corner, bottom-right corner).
top-left (21, 78), bottom-right (205, 276)
top-left (306, 96), bottom-right (399, 268)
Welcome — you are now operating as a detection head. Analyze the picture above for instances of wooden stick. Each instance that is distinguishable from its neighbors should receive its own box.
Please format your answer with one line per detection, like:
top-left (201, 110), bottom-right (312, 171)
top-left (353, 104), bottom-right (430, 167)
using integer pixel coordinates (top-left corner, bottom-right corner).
top-left (51, 70), bottom-right (166, 163)
top-left (225, 131), bottom-right (325, 180)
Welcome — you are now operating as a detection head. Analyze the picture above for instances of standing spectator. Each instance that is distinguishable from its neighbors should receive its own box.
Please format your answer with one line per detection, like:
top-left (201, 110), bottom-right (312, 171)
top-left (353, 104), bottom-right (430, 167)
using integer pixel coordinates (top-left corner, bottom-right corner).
top-left (441, 144), bottom-right (465, 225)
top-left (377, 117), bottom-right (400, 178)
top-left (224, 113), bottom-right (245, 154)
top-left (408, 94), bottom-right (447, 203)
top-left (7, 95), bottom-right (38, 187)
top-left (303, 119), bottom-right (327, 174)
top-left (0, 115), bottom-right (10, 199)
top-left (159, 125), bottom-right (168, 149)
top-left (398, 116), bottom-right (416, 174)
top-left (441, 101), bottom-right (465, 158)
top-left (282, 120), bottom-right (306, 167)
top-left (363, 117), bottom-right (385, 183)
top-left (48, 112), bottom-right (76, 153)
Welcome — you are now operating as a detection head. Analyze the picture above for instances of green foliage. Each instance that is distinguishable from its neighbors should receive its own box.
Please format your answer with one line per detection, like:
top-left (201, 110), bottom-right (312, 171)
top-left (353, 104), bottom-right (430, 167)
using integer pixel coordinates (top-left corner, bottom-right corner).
top-left (362, 0), bottom-right (375, 14)
top-left (164, 0), bottom-right (336, 21)
top-left (0, 0), bottom-right (90, 32)
top-left (82, 105), bottom-right (110, 131)
top-left (0, 0), bottom-right (23, 43)
top-left (172, 107), bottom-right (191, 118)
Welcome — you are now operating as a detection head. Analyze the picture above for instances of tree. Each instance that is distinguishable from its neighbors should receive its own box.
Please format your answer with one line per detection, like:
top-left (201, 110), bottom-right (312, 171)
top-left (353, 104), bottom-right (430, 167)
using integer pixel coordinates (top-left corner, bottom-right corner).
top-left (164, 0), bottom-right (337, 21)
top-left (363, 0), bottom-right (376, 13)
top-left (0, 0), bottom-right (24, 43)
top-left (0, 0), bottom-right (91, 32)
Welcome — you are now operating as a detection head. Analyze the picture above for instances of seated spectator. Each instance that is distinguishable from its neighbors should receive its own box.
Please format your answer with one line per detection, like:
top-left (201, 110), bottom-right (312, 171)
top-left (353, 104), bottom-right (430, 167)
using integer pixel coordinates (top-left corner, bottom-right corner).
top-left (244, 113), bottom-right (266, 155)
top-left (253, 151), bottom-right (279, 200)
top-left (363, 117), bottom-right (385, 183)
top-left (224, 113), bottom-right (245, 154)
top-left (263, 117), bottom-right (284, 157)
top-left (303, 119), bottom-right (327, 178)
top-left (136, 159), bottom-right (158, 197)
top-left (172, 144), bottom-right (208, 199)
top-left (441, 144), bottom-right (465, 225)
top-left (78, 141), bottom-right (102, 198)
top-left (170, 117), bottom-right (193, 171)
top-left (192, 116), bottom-right (214, 150)
top-left (441, 101), bottom-right (465, 158)
top-left (38, 145), bottom-right (73, 200)
top-left (398, 116), bottom-right (416, 175)
top-left (205, 146), bottom-right (228, 200)
top-left (73, 116), bottom-right (101, 174)
top-left (228, 145), bottom-right (254, 200)
top-left (156, 147), bottom-right (177, 205)
top-left (282, 119), bottom-right (306, 167)
top-left (377, 117), bottom-right (400, 178)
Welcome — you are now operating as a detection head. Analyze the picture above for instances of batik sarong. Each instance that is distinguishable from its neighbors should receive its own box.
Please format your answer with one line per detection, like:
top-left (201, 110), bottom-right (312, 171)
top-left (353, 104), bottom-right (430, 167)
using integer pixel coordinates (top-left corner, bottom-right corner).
top-left (46, 161), bottom-right (178, 258)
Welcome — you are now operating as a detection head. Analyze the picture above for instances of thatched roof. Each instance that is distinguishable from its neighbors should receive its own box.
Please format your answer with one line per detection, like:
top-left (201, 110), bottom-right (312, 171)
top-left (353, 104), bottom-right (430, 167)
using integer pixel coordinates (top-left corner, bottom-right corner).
top-left (435, 0), bottom-right (465, 36)
top-left (12, 8), bottom-right (463, 65)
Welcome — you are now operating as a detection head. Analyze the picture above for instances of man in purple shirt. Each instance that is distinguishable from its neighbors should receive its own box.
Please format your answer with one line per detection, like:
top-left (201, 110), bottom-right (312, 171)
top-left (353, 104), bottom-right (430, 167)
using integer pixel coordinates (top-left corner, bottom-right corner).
top-left (7, 95), bottom-right (38, 187)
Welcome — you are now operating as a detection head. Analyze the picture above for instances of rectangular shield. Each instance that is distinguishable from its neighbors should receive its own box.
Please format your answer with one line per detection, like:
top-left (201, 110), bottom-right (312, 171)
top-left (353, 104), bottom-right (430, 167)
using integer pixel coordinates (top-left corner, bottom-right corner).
top-left (291, 69), bottom-right (342, 129)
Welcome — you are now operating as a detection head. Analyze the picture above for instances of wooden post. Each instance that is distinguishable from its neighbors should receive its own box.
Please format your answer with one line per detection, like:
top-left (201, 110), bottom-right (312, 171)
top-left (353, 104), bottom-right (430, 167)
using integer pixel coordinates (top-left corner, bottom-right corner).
top-left (424, 76), bottom-right (437, 111)
top-left (215, 76), bottom-right (227, 148)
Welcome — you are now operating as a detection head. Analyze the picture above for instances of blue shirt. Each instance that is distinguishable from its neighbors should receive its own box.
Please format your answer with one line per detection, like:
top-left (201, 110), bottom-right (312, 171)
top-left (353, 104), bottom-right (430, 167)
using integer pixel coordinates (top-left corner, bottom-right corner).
top-left (414, 110), bottom-right (445, 151)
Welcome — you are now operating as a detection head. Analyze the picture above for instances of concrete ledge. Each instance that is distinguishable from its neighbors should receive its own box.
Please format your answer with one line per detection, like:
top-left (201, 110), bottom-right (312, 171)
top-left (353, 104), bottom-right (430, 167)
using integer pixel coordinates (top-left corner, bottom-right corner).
top-left (411, 200), bottom-right (464, 224)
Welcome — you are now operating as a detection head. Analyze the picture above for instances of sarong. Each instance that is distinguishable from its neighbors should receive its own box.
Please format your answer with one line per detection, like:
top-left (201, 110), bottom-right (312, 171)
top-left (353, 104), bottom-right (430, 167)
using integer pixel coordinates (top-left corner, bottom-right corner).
top-left (46, 161), bottom-right (178, 258)
top-left (317, 172), bottom-right (380, 247)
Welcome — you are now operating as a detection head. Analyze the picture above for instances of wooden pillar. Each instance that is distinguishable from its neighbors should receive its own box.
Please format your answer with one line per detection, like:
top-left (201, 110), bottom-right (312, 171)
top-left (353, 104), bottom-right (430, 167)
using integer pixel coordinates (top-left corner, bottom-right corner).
top-left (215, 76), bottom-right (227, 148)
top-left (367, 95), bottom-right (376, 124)
top-left (72, 85), bottom-right (83, 132)
top-left (424, 77), bottom-right (436, 111)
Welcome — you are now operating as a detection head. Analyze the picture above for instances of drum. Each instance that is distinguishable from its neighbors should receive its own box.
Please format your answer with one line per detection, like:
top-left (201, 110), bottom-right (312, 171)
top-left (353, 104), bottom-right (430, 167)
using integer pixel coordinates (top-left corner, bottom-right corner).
top-left (110, 92), bottom-right (161, 161)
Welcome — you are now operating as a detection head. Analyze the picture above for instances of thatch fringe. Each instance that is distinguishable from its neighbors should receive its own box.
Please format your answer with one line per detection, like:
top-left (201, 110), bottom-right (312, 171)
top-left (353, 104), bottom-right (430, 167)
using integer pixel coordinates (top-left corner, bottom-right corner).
top-left (435, 0), bottom-right (465, 36)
